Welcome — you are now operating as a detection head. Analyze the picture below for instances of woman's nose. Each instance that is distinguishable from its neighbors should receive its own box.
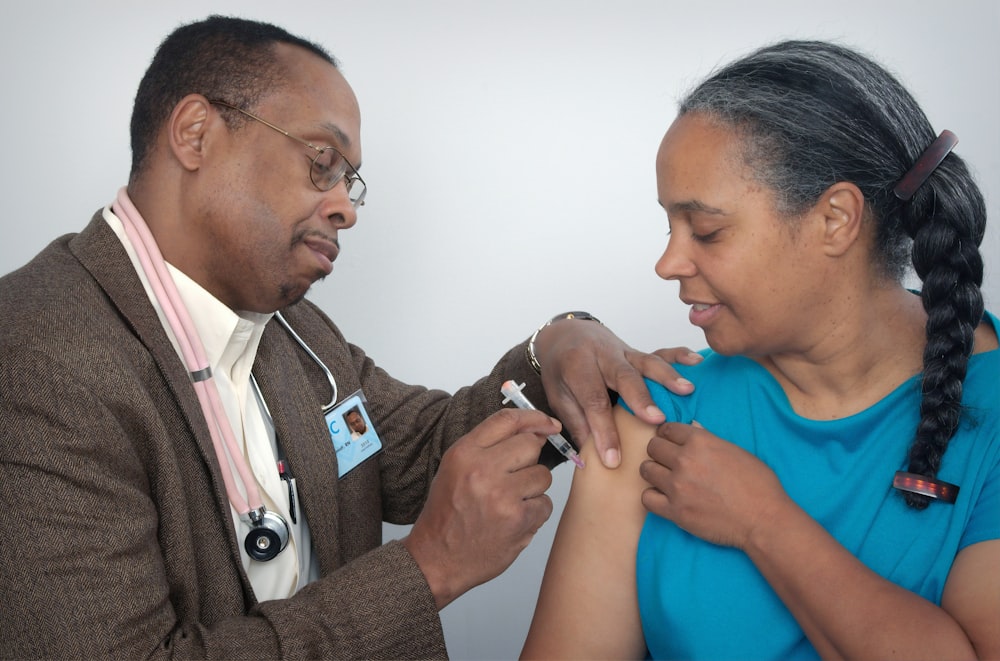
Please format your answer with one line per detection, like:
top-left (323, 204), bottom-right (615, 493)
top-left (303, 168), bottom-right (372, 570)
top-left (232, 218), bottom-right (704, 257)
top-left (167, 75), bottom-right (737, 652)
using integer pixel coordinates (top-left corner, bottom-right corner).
top-left (654, 235), bottom-right (696, 280)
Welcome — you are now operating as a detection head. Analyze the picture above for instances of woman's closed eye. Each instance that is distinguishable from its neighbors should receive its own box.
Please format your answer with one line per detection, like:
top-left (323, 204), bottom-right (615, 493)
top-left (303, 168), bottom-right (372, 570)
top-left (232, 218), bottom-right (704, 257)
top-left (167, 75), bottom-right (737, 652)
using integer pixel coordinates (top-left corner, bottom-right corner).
top-left (692, 228), bottom-right (723, 243)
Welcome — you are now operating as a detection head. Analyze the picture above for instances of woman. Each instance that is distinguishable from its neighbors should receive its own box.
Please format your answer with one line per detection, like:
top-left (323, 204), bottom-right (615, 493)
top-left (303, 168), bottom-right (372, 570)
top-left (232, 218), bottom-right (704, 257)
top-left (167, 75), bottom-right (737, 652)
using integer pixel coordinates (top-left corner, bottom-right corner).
top-left (521, 41), bottom-right (999, 659)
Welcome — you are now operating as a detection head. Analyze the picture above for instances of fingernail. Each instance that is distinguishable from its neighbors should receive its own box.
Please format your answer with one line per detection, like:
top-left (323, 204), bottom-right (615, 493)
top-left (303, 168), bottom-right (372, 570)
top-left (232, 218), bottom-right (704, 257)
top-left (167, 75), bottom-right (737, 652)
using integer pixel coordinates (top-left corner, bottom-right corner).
top-left (676, 377), bottom-right (693, 388)
top-left (603, 448), bottom-right (621, 468)
top-left (687, 352), bottom-right (704, 362)
top-left (645, 405), bottom-right (665, 420)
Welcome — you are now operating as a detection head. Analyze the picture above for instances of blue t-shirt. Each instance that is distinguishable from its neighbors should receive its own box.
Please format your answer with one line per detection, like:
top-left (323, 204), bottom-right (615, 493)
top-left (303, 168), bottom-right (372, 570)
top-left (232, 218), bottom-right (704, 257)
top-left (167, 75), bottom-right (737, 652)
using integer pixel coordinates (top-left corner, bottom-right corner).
top-left (635, 312), bottom-right (1000, 660)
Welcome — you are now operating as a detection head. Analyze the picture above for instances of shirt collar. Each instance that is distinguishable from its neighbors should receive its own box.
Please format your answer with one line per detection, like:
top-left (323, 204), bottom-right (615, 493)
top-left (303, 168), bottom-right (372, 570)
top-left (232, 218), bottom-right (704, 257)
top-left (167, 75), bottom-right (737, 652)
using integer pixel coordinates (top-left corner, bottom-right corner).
top-left (102, 203), bottom-right (272, 383)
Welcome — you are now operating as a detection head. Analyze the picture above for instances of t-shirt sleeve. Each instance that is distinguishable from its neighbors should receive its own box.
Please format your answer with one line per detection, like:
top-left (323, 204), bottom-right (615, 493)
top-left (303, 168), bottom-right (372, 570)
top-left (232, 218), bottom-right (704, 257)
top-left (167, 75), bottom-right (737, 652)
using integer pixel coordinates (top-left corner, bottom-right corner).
top-left (959, 437), bottom-right (1000, 549)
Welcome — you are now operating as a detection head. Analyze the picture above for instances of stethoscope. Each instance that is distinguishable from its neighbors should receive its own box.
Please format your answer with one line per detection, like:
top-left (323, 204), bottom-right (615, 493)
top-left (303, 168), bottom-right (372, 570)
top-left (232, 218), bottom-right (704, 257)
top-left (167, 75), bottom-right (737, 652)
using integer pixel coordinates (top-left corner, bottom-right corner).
top-left (114, 188), bottom-right (337, 562)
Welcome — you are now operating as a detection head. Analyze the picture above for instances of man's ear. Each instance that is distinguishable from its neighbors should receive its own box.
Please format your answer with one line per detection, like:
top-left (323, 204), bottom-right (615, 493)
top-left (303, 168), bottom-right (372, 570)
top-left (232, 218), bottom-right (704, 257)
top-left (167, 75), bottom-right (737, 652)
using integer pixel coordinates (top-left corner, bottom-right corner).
top-left (815, 181), bottom-right (866, 257)
top-left (167, 94), bottom-right (213, 172)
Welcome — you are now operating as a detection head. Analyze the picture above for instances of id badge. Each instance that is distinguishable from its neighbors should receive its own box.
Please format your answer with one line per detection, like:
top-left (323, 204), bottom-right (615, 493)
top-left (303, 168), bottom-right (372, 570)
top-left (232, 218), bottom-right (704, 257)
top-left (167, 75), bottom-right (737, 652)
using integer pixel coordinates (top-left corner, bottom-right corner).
top-left (324, 390), bottom-right (382, 478)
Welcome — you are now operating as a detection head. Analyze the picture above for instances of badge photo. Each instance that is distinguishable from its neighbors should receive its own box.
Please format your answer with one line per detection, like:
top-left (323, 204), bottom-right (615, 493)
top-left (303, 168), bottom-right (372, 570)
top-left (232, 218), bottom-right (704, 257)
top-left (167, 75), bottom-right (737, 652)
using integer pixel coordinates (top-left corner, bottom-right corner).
top-left (324, 390), bottom-right (382, 478)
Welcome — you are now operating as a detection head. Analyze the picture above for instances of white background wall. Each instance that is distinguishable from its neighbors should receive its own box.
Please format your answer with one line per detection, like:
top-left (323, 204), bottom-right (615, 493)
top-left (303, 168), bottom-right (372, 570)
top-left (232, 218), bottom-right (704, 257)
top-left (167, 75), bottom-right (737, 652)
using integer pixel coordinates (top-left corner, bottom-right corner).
top-left (2, 1), bottom-right (997, 658)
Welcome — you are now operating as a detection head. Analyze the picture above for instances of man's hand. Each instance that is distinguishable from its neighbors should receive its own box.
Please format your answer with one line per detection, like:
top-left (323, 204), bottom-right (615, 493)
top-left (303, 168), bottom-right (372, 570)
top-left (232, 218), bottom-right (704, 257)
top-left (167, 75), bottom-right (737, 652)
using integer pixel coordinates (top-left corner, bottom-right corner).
top-left (401, 408), bottom-right (558, 610)
top-left (532, 317), bottom-right (702, 469)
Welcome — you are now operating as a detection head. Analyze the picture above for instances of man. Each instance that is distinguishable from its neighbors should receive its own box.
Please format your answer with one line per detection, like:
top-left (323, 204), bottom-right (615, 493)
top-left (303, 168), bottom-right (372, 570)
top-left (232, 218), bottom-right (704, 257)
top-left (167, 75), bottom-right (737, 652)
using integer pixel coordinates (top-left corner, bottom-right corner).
top-left (346, 408), bottom-right (368, 440)
top-left (0, 16), bottom-right (691, 659)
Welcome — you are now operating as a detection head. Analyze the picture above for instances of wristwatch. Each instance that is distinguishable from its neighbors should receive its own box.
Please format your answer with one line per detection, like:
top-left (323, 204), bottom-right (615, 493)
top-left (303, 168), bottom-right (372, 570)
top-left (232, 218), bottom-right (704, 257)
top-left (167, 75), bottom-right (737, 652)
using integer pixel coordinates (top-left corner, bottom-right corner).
top-left (526, 311), bottom-right (602, 374)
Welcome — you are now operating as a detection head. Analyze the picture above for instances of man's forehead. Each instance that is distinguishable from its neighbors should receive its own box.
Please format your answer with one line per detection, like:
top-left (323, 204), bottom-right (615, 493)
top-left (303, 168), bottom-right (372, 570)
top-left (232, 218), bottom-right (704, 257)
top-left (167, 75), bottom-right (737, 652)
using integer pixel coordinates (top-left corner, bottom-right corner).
top-left (267, 48), bottom-right (361, 149)
top-left (272, 43), bottom-right (354, 102)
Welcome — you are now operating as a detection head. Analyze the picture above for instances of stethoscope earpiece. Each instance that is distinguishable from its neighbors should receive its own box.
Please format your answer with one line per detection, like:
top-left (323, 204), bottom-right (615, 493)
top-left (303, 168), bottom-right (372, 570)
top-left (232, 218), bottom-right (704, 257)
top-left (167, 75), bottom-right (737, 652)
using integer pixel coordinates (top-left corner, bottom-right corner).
top-left (244, 508), bottom-right (290, 562)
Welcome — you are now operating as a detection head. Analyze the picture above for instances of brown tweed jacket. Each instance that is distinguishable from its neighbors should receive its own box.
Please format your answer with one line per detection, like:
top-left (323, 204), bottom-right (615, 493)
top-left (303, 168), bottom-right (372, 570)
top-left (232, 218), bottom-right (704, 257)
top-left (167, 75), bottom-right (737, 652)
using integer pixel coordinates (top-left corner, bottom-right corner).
top-left (0, 213), bottom-right (548, 660)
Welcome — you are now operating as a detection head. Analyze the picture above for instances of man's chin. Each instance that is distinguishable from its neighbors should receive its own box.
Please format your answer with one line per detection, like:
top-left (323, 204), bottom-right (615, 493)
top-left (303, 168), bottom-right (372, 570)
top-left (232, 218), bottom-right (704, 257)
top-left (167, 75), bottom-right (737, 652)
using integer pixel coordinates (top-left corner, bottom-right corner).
top-left (273, 281), bottom-right (314, 312)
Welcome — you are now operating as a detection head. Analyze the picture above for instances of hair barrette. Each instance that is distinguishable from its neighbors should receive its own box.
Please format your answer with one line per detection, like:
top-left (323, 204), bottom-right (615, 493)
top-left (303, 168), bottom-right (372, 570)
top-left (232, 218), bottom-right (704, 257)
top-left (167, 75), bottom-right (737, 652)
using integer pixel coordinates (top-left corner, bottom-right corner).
top-left (893, 130), bottom-right (958, 201)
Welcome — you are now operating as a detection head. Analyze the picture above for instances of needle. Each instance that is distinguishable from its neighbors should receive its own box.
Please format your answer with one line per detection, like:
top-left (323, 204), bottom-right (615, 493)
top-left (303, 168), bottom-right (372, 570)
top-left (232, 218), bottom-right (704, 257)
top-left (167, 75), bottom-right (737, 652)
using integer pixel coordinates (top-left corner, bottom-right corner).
top-left (501, 380), bottom-right (585, 469)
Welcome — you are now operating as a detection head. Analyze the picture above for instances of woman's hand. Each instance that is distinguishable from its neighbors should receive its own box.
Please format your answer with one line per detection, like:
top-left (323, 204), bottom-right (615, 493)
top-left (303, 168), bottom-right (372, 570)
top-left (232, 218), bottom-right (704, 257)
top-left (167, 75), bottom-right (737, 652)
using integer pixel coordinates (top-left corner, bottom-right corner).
top-left (639, 421), bottom-right (792, 549)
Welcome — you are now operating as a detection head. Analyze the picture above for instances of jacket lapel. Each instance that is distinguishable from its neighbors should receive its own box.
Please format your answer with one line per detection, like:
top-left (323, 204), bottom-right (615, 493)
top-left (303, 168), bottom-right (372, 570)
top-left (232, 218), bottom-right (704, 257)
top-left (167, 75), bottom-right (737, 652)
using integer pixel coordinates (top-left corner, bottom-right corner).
top-left (67, 212), bottom-right (252, 594)
top-left (254, 324), bottom-right (344, 573)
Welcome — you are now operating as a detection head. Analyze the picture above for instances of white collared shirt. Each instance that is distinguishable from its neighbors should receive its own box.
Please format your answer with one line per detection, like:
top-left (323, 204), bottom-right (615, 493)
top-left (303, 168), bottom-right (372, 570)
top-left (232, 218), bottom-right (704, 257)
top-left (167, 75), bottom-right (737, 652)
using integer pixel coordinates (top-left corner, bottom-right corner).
top-left (104, 204), bottom-right (319, 600)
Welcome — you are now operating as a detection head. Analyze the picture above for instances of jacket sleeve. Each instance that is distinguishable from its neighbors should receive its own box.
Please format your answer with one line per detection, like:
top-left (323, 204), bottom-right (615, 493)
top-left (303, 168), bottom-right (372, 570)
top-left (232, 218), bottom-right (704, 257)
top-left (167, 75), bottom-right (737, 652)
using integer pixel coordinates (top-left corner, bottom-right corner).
top-left (0, 298), bottom-right (554, 660)
top-left (280, 301), bottom-right (558, 526)
top-left (0, 343), bottom-right (451, 660)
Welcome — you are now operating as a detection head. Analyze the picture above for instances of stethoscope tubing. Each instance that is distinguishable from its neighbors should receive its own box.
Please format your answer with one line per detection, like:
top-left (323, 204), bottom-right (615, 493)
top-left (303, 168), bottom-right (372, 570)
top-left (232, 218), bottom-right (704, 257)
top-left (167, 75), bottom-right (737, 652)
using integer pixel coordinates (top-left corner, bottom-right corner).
top-left (114, 187), bottom-right (264, 518)
top-left (273, 311), bottom-right (338, 410)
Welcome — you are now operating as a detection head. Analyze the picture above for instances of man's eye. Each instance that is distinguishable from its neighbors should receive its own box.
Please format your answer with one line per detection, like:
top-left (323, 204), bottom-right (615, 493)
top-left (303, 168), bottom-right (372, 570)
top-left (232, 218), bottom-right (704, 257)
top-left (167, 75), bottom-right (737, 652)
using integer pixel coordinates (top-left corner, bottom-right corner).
top-left (312, 158), bottom-right (333, 175)
top-left (314, 150), bottom-right (344, 173)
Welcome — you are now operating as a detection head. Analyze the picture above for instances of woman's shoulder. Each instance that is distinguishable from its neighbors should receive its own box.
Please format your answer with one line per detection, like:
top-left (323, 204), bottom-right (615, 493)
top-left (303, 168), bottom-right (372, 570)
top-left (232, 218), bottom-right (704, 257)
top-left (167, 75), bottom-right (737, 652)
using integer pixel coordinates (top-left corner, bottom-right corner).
top-left (642, 350), bottom-right (771, 413)
top-left (965, 309), bottom-right (1000, 408)
top-left (974, 309), bottom-right (999, 355)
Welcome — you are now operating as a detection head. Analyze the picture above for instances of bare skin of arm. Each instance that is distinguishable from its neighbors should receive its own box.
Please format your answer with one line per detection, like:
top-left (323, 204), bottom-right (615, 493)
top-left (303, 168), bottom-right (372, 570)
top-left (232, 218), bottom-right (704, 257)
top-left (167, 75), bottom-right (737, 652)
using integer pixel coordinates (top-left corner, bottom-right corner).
top-left (521, 406), bottom-right (654, 660)
top-left (744, 507), bottom-right (1000, 659)
top-left (942, 540), bottom-right (1000, 658)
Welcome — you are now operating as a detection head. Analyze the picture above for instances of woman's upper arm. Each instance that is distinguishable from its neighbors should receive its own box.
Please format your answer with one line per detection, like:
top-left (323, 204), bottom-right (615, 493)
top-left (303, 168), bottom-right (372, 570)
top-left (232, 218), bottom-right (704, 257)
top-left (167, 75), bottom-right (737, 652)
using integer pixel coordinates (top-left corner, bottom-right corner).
top-left (521, 406), bottom-right (655, 660)
top-left (941, 539), bottom-right (1000, 658)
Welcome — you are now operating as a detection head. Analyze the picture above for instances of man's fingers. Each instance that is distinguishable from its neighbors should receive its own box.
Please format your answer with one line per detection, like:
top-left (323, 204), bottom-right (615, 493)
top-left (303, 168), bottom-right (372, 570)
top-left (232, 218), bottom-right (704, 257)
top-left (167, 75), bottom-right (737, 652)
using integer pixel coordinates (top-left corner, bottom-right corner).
top-left (581, 404), bottom-right (622, 469)
top-left (522, 493), bottom-right (554, 532)
top-left (554, 404), bottom-right (584, 441)
top-left (493, 433), bottom-right (552, 472)
top-left (470, 408), bottom-right (561, 449)
top-left (652, 346), bottom-right (703, 365)
top-left (610, 359), bottom-right (666, 425)
top-left (546, 372), bottom-right (622, 469)
top-left (511, 463), bottom-right (554, 500)
top-left (639, 349), bottom-right (700, 396)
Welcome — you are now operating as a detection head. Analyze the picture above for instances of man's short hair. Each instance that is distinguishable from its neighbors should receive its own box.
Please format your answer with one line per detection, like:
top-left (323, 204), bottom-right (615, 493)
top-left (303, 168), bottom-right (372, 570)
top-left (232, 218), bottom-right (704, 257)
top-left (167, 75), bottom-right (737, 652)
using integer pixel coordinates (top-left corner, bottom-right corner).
top-left (129, 15), bottom-right (336, 178)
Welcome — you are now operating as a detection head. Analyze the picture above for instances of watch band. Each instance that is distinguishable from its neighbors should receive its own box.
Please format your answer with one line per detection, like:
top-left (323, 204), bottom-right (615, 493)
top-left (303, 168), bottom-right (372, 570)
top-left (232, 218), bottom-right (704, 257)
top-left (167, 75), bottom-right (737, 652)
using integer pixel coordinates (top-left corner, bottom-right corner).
top-left (526, 311), bottom-right (601, 374)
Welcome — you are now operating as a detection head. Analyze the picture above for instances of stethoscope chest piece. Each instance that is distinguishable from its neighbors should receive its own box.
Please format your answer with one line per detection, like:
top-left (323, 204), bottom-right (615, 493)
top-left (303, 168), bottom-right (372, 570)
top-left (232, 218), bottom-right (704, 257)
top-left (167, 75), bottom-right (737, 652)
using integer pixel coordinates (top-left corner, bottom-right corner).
top-left (244, 507), bottom-right (290, 562)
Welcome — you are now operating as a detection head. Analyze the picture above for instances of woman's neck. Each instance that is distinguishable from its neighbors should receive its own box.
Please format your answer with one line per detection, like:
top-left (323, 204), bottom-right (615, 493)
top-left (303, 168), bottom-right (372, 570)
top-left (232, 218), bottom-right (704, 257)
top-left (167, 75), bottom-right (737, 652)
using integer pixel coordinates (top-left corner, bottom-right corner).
top-left (757, 287), bottom-right (926, 420)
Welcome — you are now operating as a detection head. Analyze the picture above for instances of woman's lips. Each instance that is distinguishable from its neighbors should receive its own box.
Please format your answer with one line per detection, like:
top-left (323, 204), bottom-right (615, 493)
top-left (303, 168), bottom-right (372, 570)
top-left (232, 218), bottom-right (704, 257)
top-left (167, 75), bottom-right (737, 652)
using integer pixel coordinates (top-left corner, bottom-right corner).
top-left (688, 302), bottom-right (721, 326)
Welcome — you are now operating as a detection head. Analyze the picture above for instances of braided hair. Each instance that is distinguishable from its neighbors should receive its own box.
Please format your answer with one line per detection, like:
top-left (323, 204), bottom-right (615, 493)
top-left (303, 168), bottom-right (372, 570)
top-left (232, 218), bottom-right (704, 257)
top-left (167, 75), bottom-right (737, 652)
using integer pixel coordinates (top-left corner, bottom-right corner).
top-left (678, 40), bottom-right (986, 509)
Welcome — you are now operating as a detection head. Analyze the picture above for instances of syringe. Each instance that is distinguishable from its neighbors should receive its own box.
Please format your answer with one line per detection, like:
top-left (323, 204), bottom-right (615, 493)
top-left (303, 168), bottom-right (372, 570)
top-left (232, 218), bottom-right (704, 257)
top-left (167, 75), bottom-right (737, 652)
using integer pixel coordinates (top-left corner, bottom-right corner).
top-left (501, 380), bottom-right (585, 469)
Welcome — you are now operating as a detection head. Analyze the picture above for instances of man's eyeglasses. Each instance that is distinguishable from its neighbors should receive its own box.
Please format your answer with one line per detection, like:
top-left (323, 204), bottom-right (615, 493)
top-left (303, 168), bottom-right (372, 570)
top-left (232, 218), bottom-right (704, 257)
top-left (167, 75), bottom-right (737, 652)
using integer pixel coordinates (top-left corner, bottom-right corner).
top-left (209, 100), bottom-right (366, 208)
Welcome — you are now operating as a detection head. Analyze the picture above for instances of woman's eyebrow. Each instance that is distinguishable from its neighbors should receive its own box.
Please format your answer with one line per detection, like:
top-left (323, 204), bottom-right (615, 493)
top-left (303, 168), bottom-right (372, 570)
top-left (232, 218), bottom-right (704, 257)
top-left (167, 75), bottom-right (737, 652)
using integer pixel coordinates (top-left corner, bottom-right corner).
top-left (662, 199), bottom-right (727, 216)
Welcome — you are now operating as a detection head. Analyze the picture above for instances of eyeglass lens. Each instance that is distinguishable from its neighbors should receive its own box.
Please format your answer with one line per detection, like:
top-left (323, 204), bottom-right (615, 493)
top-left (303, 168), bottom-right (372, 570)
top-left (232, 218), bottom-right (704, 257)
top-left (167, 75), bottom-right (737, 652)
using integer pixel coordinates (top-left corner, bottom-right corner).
top-left (311, 149), bottom-right (365, 206)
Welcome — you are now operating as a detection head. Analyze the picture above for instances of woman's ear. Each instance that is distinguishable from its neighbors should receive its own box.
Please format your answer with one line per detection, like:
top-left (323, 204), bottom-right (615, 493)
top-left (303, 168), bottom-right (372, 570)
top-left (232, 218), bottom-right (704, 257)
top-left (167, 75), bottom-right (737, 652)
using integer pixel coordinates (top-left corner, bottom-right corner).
top-left (816, 182), bottom-right (866, 257)
top-left (166, 94), bottom-right (213, 172)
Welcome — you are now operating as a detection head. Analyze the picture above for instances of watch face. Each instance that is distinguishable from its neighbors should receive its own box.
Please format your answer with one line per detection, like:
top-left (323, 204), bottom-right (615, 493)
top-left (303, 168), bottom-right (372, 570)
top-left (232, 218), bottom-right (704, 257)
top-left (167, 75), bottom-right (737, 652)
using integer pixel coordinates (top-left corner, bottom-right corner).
top-left (559, 311), bottom-right (600, 324)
